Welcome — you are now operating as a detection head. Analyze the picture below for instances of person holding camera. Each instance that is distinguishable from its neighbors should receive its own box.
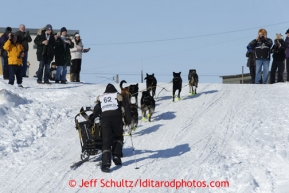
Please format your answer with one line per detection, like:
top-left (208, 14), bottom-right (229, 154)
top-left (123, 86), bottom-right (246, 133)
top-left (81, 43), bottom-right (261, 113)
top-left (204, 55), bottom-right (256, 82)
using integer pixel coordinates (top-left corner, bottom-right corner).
top-left (280, 29), bottom-right (289, 82)
top-left (54, 27), bottom-right (74, 84)
top-left (3, 33), bottom-right (25, 87)
top-left (0, 27), bottom-right (12, 79)
top-left (270, 34), bottom-right (285, 83)
top-left (34, 24), bottom-right (57, 84)
top-left (90, 83), bottom-right (132, 173)
top-left (249, 28), bottom-right (273, 84)
top-left (15, 24), bottom-right (32, 78)
top-left (70, 32), bottom-right (90, 82)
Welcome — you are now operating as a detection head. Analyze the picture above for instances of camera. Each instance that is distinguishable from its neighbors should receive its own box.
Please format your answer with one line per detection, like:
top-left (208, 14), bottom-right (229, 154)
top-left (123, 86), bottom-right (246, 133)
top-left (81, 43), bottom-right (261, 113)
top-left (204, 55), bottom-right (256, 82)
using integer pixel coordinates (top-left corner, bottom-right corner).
top-left (10, 33), bottom-right (14, 39)
top-left (17, 50), bottom-right (24, 59)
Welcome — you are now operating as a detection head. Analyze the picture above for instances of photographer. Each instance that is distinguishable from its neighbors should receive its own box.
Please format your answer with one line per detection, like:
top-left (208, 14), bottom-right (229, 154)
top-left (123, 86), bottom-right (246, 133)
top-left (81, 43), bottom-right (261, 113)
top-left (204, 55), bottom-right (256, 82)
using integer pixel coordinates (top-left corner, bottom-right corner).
top-left (249, 28), bottom-right (273, 84)
top-left (0, 27), bottom-right (12, 79)
top-left (282, 29), bottom-right (289, 82)
top-left (34, 24), bottom-right (57, 84)
top-left (270, 34), bottom-right (285, 83)
top-left (3, 33), bottom-right (25, 87)
top-left (54, 27), bottom-right (74, 84)
top-left (15, 24), bottom-right (32, 77)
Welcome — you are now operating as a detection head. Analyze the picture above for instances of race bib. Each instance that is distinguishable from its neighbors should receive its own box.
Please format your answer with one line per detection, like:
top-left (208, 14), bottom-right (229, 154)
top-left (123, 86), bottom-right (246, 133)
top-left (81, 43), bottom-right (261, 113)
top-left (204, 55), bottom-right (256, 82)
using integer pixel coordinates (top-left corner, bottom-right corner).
top-left (99, 93), bottom-right (118, 112)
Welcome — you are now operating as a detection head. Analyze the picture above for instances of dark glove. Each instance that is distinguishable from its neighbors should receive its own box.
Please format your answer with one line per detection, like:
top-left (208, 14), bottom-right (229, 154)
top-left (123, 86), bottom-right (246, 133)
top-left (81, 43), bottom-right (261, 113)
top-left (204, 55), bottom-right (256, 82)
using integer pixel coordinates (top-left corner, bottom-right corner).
top-left (279, 39), bottom-right (284, 45)
top-left (24, 31), bottom-right (30, 38)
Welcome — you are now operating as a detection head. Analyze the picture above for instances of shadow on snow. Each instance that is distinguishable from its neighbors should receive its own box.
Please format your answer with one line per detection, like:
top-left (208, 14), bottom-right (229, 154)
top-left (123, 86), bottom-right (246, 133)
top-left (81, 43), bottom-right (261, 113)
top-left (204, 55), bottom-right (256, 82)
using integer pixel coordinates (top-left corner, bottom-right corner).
top-left (122, 143), bottom-right (190, 167)
top-left (133, 124), bottom-right (163, 136)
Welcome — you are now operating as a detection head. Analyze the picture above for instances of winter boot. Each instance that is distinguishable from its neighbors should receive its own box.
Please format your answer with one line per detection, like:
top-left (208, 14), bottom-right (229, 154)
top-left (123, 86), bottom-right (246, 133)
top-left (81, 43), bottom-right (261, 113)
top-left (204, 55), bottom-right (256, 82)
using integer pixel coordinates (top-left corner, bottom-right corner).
top-left (70, 73), bottom-right (76, 82)
top-left (113, 156), bottom-right (122, 165)
top-left (101, 166), bottom-right (110, 173)
top-left (76, 73), bottom-right (80, 82)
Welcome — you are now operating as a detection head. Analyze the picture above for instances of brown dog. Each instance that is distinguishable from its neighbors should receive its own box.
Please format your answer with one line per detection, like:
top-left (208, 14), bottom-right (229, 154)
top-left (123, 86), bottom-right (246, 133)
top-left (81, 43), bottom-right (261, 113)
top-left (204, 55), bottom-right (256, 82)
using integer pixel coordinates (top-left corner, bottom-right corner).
top-left (119, 80), bottom-right (139, 106)
top-left (188, 69), bottom-right (198, 95)
top-left (120, 80), bottom-right (130, 102)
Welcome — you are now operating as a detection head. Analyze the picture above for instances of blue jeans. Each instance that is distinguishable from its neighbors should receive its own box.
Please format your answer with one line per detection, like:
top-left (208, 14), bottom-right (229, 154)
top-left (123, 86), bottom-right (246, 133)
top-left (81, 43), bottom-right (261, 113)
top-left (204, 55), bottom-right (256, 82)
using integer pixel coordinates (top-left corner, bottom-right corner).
top-left (255, 59), bottom-right (270, 84)
top-left (37, 60), bottom-right (51, 82)
top-left (8, 65), bottom-right (22, 85)
top-left (56, 63), bottom-right (68, 81)
top-left (21, 51), bottom-right (28, 77)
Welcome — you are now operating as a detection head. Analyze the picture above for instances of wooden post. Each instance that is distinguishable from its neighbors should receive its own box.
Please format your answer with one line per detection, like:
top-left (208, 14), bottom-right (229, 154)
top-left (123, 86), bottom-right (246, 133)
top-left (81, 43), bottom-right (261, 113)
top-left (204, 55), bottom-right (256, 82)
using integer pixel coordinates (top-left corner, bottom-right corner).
top-left (115, 74), bottom-right (119, 83)
top-left (141, 70), bottom-right (143, 83)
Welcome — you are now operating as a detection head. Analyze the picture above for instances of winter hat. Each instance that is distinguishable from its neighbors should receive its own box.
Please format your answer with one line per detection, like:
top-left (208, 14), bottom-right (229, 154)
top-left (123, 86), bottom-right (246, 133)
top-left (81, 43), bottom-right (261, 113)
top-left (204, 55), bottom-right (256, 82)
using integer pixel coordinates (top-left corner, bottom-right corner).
top-left (5, 27), bottom-right (12, 33)
top-left (258, 28), bottom-right (267, 36)
top-left (286, 29), bottom-right (289, 34)
top-left (74, 32), bottom-right (80, 37)
top-left (275, 33), bottom-right (284, 40)
top-left (104, 84), bottom-right (118, 93)
top-left (60, 27), bottom-right (67, 33)
top-left (45, 24), bottom-right (52, 31)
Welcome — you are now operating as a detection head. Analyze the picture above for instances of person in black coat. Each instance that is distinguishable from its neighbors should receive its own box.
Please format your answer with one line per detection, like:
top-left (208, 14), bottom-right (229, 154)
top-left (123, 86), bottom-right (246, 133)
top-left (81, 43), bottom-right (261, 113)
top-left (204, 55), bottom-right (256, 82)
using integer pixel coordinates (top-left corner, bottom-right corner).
top-left (54, 27), bottom-right (74, 84)
top-left (246, 45), bottom-right (256, 83)
top-left (270, 34), bottom-right (285, 83)
top-left (90, 83), bottom-right (132, 173)
top-left (0, 27), bottom-right (12, 79)
top-left (15, 24), bottom-right (32, 77)
top-left (34, 24), bottom-right (57, 84)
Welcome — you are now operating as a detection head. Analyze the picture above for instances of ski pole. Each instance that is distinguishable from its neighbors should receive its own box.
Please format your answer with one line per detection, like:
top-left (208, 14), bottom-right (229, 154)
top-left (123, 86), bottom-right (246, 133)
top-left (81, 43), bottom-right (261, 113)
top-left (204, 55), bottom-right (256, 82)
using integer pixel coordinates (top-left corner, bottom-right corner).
top-left (128, 126), bottom-right (139, 169)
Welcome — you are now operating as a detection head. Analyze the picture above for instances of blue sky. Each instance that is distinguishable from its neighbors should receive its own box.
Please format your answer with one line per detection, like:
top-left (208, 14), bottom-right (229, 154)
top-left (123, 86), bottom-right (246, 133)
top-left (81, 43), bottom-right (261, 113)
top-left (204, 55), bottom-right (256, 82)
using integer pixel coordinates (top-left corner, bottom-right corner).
top-left (1, 0), bottom-right (289, 84)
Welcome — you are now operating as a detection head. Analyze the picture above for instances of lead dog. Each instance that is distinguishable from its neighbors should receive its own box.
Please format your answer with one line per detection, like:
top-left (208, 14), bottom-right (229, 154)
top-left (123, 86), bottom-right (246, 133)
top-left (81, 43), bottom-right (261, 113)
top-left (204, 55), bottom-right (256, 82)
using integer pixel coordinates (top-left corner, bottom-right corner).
top-left (140, 90), bottom-right (155, 122)
top-left (188, 69), bottom-right (198, 94)
top-left (172, 72), bottom-right (182, 102)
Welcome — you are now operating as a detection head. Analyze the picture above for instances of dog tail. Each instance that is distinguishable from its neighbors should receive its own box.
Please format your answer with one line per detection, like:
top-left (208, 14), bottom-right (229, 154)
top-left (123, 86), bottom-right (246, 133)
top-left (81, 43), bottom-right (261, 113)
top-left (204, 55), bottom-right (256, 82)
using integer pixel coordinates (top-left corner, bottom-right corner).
top-left (120, 80), bottom-right (127, 89)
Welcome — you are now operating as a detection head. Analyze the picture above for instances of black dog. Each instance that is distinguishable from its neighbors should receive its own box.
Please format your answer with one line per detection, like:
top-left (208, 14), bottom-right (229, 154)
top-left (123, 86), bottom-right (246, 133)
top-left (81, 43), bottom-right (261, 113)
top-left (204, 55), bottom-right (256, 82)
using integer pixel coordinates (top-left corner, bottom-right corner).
top-left (172, 72), bottom-right (182, 102)
top-left (128, 103), bottom-right (138, 134)
top-left (120, 80), bottom-right (139, 106)
top-left (188, 69), bottom-right (198, 95)
top-left (144, 73), bottom-right (157, 98)
top-left (129, 83), bottom-right (139, 107)
top-left (141, 90), bottom-right (155, 122)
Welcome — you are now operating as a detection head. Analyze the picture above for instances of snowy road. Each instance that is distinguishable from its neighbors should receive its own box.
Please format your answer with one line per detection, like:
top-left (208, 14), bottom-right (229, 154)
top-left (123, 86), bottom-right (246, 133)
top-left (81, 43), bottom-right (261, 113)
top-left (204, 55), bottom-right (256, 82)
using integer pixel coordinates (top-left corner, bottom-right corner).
top-left (1, 79), bottom-right (289, 192)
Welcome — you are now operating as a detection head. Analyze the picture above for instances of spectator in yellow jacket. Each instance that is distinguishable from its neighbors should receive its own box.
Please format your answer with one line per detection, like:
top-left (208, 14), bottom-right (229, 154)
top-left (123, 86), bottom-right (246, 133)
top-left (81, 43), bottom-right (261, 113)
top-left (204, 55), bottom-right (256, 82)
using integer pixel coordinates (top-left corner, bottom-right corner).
top-left (3, 33), bottom-right (25, 87)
